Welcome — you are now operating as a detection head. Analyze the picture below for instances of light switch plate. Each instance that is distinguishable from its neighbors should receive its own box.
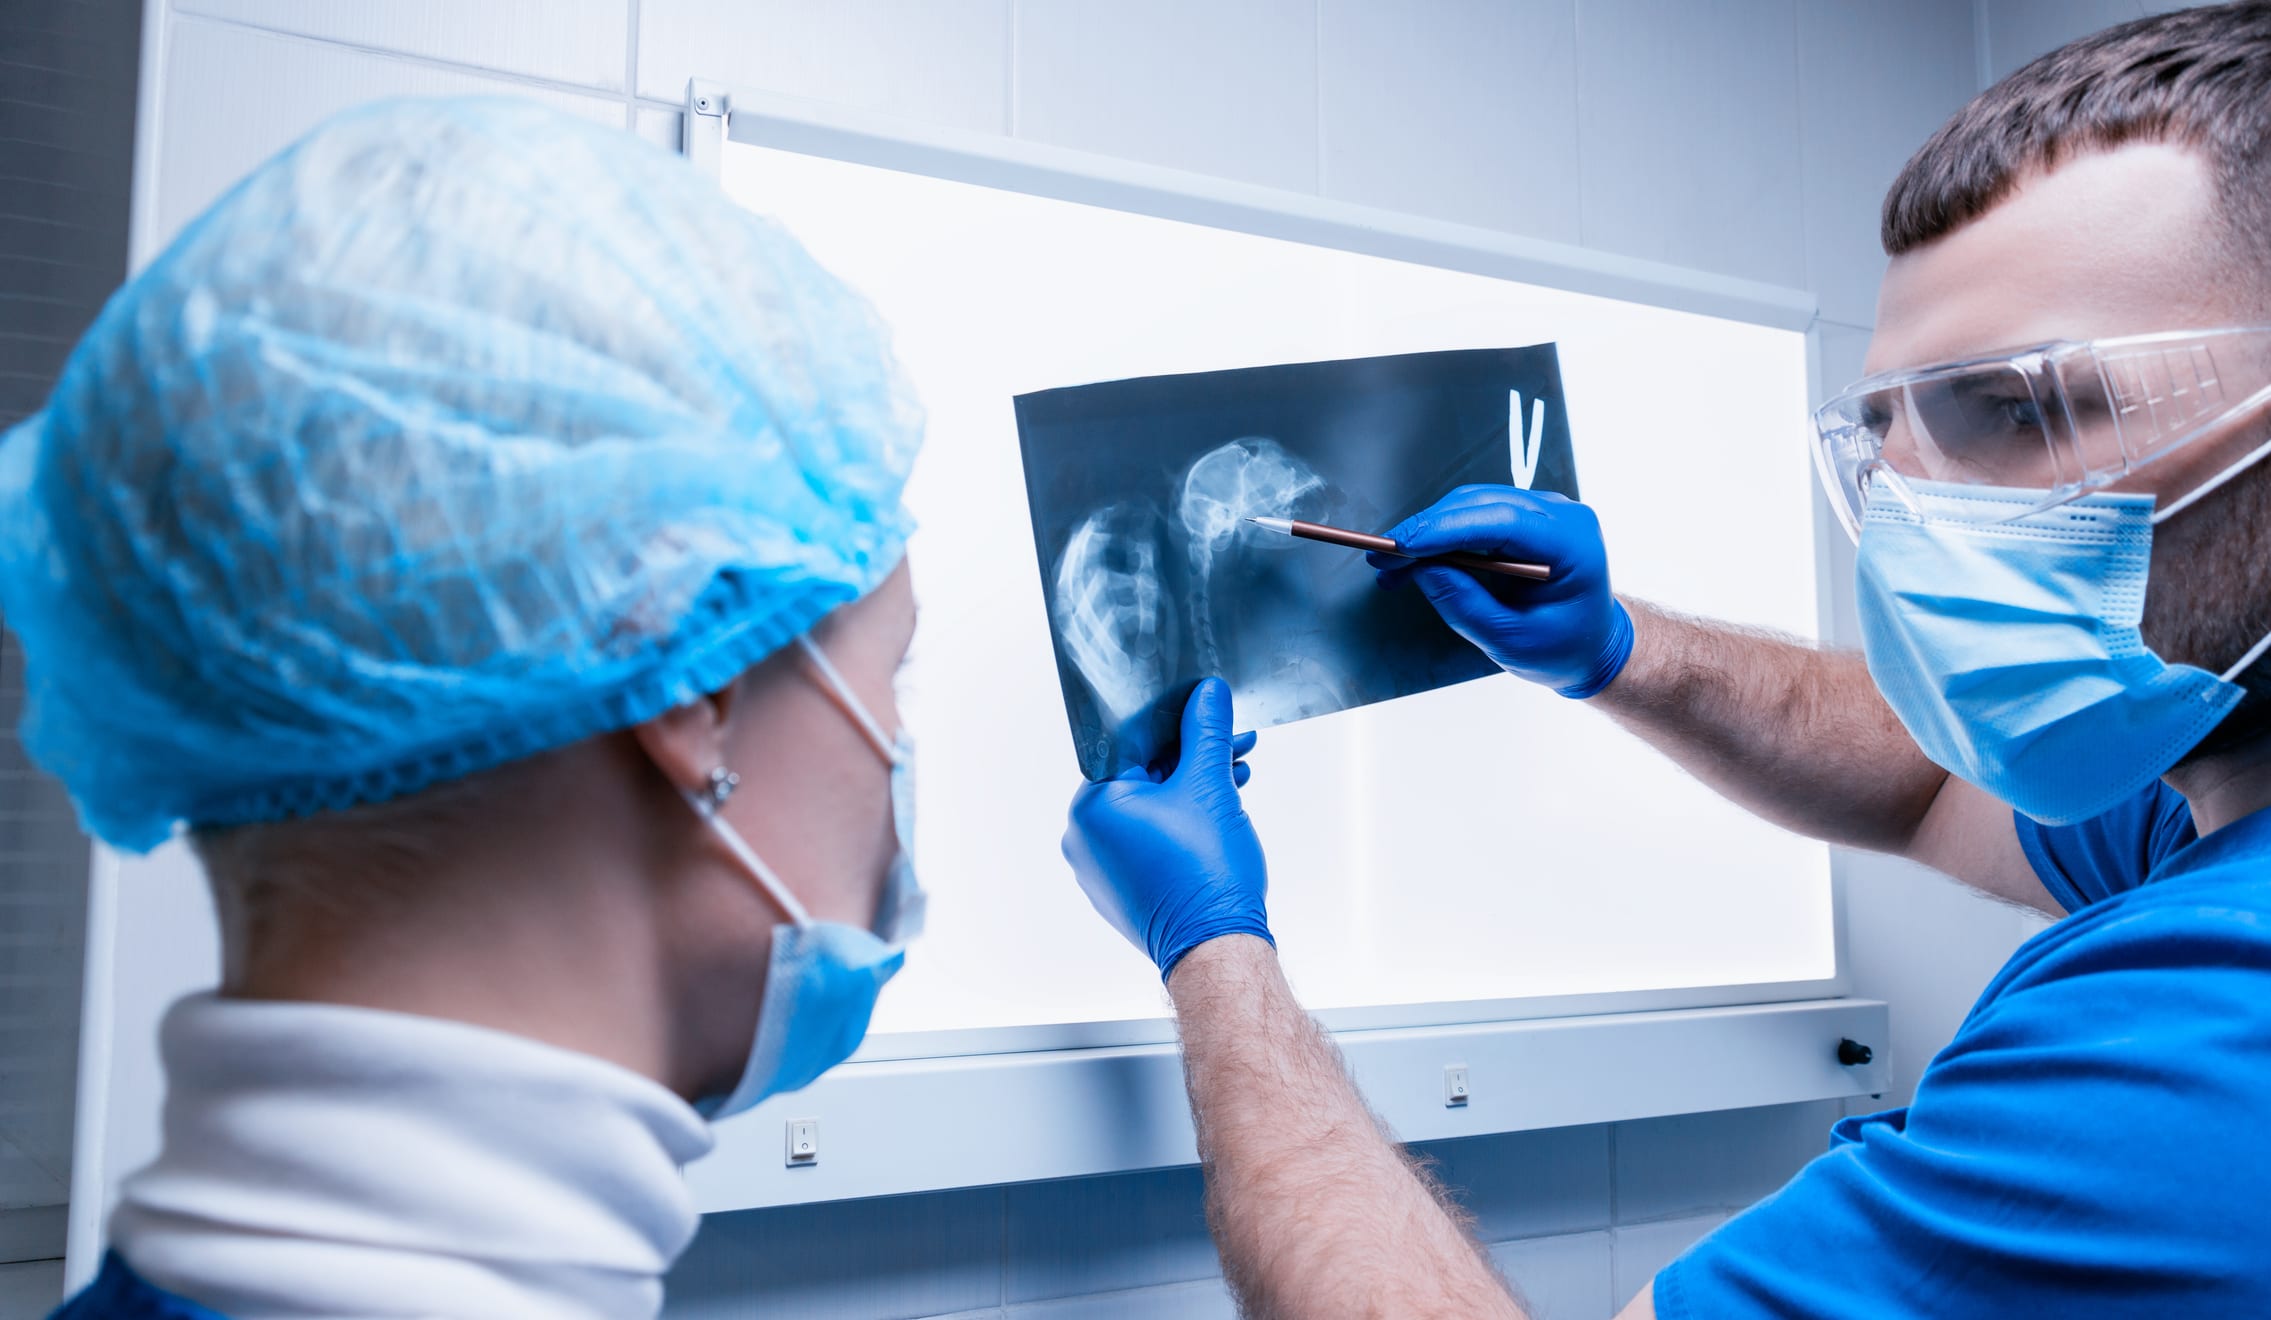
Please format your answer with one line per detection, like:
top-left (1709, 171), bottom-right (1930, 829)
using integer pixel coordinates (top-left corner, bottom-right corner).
top-left (785, 1118), bottom-right (819, 1166)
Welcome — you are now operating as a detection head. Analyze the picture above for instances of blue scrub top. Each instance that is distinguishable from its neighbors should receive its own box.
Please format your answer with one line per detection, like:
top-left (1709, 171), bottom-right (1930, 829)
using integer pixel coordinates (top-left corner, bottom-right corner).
top-left (49, 1253), bottom-right (226, 1319)
top-left (1657, 782), bottom-right (2271, 1317)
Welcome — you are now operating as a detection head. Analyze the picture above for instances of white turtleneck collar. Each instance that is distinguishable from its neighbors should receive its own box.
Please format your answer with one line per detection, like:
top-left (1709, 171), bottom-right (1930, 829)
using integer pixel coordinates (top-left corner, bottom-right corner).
top-left (109, 992), bottom-right (716, 1320)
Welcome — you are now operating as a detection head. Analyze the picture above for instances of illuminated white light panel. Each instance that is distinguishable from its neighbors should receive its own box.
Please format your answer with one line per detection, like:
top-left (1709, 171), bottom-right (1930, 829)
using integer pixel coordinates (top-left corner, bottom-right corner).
top-left (723, 144), bottom-right (1832, 1040)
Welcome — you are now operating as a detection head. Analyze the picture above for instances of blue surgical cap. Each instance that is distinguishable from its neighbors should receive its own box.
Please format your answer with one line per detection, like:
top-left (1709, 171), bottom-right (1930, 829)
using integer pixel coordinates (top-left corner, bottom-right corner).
top-left (0, 97), bottom-right (922, 852)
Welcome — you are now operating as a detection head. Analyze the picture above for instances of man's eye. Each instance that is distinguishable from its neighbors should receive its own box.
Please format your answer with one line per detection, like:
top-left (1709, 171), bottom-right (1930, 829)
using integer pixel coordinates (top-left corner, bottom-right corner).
top-left (1992, 396), bottom-right (2045, 431)
top-left (1939, 387), bottom-right (2044, 443)
top-left (1857, 398), bottom-right (1894, 440)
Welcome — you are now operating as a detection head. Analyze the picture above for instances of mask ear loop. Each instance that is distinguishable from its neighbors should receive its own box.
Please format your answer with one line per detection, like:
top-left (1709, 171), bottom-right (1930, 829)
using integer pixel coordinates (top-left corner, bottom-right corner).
top-left (2221, 631), bottom-right (2271, 684)
top-left (795, 633), bottom-right (905, 766)
top-left (676, 768), bottom-right (813, 928)
top-left (2149, 381), bottom-right (2271, 526)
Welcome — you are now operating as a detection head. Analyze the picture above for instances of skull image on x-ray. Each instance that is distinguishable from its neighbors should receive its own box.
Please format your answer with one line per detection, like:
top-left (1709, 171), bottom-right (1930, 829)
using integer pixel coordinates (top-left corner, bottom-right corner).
top-left (1017, 345), bottom-right (1579, 779)
top-left (1176, 437), bottom-right (1324, 669)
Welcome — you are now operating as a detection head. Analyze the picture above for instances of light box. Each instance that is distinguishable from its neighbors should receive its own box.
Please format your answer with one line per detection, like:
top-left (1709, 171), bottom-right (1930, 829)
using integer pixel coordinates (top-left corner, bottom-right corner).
top-left (719, 137), bottom-right (1832, 1057)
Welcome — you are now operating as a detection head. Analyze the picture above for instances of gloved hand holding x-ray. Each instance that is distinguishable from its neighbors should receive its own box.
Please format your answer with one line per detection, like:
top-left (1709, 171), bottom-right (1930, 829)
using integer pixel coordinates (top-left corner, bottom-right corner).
top-left (1014, 346), bottom-right (1580, 779)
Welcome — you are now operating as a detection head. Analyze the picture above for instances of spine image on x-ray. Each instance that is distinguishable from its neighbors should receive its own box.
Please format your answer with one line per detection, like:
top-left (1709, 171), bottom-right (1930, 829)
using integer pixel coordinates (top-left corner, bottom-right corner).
top-left (1052, 502), bottom-right (1176, 750)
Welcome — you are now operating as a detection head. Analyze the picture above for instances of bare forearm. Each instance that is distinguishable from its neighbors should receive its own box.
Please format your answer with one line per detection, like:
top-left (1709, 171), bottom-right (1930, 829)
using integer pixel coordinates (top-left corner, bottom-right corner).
top-left (1167, 936), bottom-right (1523, 1320)
top-left (1592, 598), bottom-right (1950, 855)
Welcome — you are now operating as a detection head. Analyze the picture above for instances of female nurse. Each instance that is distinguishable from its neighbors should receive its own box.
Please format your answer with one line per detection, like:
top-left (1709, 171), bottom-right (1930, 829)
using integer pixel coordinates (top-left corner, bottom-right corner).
top-left (3, 96), bottom-right (932, 1318)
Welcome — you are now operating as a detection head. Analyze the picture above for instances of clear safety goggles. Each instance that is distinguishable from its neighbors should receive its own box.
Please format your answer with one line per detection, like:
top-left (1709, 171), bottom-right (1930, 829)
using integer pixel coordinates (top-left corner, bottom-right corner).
top-left (1811, 326), bottom-right (2271, 539)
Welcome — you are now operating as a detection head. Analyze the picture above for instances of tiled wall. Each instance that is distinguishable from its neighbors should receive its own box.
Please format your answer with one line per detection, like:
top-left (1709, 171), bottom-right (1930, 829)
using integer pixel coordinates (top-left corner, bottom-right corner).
top-left (7, 0), bottom-right (2198, 1314)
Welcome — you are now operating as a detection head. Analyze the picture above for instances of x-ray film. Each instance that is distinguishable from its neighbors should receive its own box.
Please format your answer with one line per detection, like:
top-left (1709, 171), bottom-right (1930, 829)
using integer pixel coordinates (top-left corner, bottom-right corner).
top-left (1015, 345), bottom-right (1578, 779)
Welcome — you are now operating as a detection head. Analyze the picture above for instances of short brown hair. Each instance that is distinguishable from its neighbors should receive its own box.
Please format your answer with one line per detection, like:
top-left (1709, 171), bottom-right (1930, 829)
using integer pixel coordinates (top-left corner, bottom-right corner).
top-left (1883, 2), bottom-right (2271, 260)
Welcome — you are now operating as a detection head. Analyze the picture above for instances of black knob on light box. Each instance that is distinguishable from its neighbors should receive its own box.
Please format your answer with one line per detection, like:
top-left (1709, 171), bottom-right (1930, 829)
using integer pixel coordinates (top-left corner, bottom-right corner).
top-left (1837, 1038), bottom-right (1875, 1067)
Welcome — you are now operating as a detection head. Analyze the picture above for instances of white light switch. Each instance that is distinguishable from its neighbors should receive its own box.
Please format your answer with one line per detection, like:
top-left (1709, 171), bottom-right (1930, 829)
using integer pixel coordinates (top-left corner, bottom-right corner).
top-left (785, 1118), bottom-right (819, 1166)
top-left (1444, 1065), bottom-right (1470, 1107)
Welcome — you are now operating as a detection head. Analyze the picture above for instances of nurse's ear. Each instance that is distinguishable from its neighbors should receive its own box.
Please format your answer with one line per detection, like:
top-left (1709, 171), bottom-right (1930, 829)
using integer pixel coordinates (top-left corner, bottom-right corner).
top-left (632, 678), bottom-right (750, 800)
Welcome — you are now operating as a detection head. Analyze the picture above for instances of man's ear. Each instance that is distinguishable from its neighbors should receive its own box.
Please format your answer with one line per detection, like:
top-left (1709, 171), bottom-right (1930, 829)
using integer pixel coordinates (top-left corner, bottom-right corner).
top-left (631, 680), bottom-right (742, 796)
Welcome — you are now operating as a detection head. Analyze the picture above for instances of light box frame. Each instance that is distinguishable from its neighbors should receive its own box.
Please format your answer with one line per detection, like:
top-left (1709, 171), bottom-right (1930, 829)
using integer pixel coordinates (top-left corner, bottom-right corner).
top-left (673, 84), bottom-right (1881, 1211)
top-left (692, 86), bottom-right (1850, 1059)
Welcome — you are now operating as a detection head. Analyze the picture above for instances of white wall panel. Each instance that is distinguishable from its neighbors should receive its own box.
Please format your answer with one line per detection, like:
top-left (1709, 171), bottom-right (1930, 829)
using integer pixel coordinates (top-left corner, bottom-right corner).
top-left (1613, 1100), bottom-right (1840, 1223)
top-left (1429, 1124), bottom-right (1613, 1241)
top-left (1575, 0), bottom-right (1805, 286)
top-left (1317, 0), bottom-right (1579, 240)
top-left (1981, 1), bottom-right (2209, 85)
top-left (1610, 1213), bottom-right (1724, 1305)
top-left (663, 1187), bottom-right (1005, 1319)
top-left (1013, 0), bottom-right (1318, 193)
top-left (0, 1260), bottom-right (64, 1316)
top-left (1811, 323), bottom-right (1872, 409)
top-left (174, 0), bottom-right (630, 90)
top-left (1981, 0), bottom-right (2150, 82)
top-left (1490, 1231), bottom-right (1615, 1320)
top-left (1004, 1165), bottom-right (1214, 1303)
top-left (1796, 0), bottom-right (1976, 326)
top-left (633, 103), bottom-right (683, 154)
top-left (639, 0), bottom-right (1010, 133)
top-left (150, 17), bottom-right (624, 251)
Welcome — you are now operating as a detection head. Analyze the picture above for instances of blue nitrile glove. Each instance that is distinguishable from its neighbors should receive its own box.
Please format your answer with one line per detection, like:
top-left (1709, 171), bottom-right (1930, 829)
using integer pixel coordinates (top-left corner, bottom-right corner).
top-left (1369, 484), bottom-right (1634, 699)
top-left (1063, 677), bottom-right (1270, 979)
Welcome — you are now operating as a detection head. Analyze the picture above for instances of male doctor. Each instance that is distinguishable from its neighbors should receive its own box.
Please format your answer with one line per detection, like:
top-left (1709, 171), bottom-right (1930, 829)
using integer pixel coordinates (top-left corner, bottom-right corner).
top-left (1065, 5), bottom-right (2271, 1317)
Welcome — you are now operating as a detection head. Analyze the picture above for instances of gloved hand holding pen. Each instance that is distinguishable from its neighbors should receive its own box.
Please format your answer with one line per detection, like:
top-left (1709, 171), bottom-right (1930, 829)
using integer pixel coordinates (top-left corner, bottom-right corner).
top-left (1370, 484), bottom-right (1635, 699)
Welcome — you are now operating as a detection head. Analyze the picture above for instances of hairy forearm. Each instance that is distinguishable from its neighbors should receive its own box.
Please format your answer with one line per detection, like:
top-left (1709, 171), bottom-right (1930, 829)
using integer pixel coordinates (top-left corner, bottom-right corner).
top-left (1592, 598), bottom-right (1949, 855)
top-left (1167, 937), bottom-right (1523, 1320)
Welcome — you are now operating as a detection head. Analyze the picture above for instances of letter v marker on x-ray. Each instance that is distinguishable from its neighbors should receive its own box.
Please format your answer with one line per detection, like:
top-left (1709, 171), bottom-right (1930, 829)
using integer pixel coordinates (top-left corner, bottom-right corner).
top-left (1509, 391), bottom-right (1546, 490)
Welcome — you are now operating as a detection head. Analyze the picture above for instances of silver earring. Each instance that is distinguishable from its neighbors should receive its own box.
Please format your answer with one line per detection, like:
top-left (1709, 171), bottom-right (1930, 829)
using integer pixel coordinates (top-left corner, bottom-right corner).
top-left (704, 767), bottom-right (740, 811)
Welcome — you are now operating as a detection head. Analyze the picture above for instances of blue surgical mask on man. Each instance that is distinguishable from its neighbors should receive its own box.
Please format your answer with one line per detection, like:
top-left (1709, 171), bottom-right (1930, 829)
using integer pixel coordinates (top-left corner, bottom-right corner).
top-left (1816, 327), bottom-right (2271, 826)
top-left (1856, 476), bottom-right (2270, 825)
top-left (678, 633), bottom-right (923, 1120)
